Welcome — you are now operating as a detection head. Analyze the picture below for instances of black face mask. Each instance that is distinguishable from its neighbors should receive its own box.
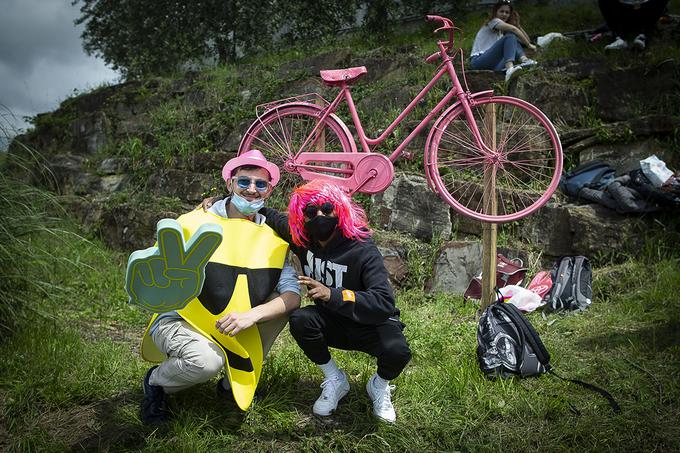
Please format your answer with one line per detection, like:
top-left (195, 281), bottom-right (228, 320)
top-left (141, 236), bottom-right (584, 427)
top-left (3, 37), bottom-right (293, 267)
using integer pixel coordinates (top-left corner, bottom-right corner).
top-left (305, 216), bottom-right (338, 243)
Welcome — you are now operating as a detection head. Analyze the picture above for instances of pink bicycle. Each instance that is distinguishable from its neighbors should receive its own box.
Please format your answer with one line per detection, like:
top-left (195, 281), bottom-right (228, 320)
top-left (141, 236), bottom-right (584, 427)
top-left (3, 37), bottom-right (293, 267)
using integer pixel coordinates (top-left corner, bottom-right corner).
top-left (238, 15), bottom-right (563, 223)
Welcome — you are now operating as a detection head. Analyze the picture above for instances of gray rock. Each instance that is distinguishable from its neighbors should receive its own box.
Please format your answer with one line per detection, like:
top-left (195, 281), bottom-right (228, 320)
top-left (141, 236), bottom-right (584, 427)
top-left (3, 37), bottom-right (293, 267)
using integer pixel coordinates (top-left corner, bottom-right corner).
top-left (371, 174), bottom-right (452, 242)
top-left (595, 64), bottom-right (680, 122)
top-left (71, 112), bottom-right (109, 154)
top-left (116, 115), bottom-right (149, 135)
top-left (73, 173), bottom-right (102, 196)
top-left (578, 138), bottom-right (674, 174)
top-left (100, 175), bottom-right (129, 193)
top-left (48, 154), bottom-right (86, 192)
top-left (428, 241), bottom-right (482, 293)
top-left (376, 244), bottom-right (409, 287)
top-left (463, 70), bottom-right (503, 93)
top-left (98, 157), bottom-right (130, 175)
top-left (220, 119), bottom-right (256, 152)
top-left (518, 202), bottom-right (642, 257)
top-left (101, 203), bottom-right (180, 251)
top-left (511, 74), bottom-right (589, 126)
top-left (190, 151), bottom-right (235, 173)
top-left (147, 169), bottom-right (215, 203)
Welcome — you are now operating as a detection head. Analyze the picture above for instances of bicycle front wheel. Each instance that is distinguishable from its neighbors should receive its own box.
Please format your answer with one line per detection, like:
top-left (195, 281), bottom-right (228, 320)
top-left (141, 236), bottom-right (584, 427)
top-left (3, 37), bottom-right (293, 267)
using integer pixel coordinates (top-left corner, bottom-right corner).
top-left (427, 96), bottom-right (563, 223)
top-left (239, 104), bottom-right (355, 198)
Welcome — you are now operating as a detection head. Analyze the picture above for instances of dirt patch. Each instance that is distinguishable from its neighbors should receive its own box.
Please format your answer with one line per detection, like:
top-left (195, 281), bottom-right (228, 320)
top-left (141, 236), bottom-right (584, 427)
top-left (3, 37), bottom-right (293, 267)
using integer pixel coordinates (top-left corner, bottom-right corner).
top-left (36, 392), bottom-right (145, 452)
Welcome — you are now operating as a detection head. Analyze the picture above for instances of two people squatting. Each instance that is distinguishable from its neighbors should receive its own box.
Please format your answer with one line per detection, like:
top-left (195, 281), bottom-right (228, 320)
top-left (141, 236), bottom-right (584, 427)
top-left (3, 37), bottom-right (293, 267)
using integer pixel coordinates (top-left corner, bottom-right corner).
top-left (133, 150), bottom-right (411, 424)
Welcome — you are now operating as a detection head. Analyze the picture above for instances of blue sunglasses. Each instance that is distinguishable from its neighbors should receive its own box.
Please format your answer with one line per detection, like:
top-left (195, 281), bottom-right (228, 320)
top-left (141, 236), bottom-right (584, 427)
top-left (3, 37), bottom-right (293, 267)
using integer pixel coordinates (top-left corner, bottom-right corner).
top-left (233, 176), bottom-right (270, 192)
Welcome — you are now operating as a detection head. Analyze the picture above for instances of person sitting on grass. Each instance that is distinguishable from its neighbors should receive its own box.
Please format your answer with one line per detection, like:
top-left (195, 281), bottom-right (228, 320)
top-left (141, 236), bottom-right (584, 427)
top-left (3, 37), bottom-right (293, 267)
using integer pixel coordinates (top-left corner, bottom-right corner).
top-left (599, 0), bottom-right (669, 50)
top-left (139, 150), bottom-right (300, 424)
top-left (261, 180), bottom-right (412, 423)
top-left (469, 0), bottom-right (538, 82)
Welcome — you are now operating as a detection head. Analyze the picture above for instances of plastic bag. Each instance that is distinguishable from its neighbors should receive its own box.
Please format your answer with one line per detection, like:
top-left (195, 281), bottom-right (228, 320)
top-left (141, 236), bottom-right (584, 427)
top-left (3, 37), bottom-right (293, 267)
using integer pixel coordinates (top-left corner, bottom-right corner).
top-left (640, 155), bottom-right (673, 187)
top-left (499, 285), bottom-right (543, 313)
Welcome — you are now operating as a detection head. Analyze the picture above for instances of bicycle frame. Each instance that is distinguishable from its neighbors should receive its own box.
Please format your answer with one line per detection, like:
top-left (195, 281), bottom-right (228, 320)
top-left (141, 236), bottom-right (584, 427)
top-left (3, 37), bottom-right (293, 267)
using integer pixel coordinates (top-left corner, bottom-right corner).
top-left (300, 40), bottom-right (494, 163)
top-left (241, 15), bottom-right (563, 221)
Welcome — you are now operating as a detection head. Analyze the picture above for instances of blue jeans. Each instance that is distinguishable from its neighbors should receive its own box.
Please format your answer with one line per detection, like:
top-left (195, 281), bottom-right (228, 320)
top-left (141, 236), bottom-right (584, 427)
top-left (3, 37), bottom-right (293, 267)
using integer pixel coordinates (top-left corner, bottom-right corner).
top-left (470, 34), bottom-right (525, 71)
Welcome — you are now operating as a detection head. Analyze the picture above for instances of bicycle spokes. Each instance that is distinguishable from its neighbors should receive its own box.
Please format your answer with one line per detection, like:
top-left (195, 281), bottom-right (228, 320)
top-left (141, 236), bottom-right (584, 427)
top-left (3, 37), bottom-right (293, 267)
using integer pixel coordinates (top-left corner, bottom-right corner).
top-left (429, 96), bottom-right (561, 222)
top-left (239, 105), bottom-right (355, 200)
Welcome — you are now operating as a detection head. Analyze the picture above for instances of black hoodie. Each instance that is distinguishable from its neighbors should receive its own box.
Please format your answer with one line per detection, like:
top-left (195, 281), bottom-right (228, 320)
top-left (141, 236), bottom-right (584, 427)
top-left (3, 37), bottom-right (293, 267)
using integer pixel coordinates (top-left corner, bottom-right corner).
top-left (260, 207), bottom-right (399, 325)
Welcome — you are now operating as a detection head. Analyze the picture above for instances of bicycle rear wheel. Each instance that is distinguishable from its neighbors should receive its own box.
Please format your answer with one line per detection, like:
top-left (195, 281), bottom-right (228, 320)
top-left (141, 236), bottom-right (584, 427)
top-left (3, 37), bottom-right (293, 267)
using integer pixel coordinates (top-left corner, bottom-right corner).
top-left (238, 104), bottom-right (355, 199)
top-left (427, 96), bottom-right (562, 223)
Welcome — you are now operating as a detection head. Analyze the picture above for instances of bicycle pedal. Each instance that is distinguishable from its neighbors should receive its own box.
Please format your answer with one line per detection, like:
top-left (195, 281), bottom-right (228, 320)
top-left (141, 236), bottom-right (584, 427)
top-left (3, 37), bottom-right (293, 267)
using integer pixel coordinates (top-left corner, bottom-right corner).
top-left (401, 151), bottom-right (414, 160)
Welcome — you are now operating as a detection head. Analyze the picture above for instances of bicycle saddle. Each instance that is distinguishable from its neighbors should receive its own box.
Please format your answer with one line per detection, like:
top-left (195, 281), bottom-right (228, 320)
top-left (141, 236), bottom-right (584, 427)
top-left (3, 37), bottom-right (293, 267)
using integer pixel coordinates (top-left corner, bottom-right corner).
top-left (319, 66), bottom-right (367, 86)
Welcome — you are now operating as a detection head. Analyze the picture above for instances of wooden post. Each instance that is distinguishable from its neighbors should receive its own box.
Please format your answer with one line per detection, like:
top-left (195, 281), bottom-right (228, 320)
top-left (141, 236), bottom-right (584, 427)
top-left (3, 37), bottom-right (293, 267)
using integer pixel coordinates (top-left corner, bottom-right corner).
top-left (480, 103), bottom-right (498, 312)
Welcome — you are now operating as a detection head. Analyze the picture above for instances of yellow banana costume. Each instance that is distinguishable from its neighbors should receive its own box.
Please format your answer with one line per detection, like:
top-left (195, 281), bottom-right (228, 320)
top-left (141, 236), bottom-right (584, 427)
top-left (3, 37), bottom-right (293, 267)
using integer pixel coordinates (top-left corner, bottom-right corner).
top-left (140, 209), bottom-right (288, 410)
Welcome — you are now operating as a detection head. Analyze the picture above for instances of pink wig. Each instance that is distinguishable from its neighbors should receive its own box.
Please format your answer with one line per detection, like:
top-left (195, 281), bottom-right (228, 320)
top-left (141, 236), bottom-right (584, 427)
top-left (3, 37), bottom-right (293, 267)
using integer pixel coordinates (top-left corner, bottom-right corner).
top-left (288, 180), bottom-right (372, 247)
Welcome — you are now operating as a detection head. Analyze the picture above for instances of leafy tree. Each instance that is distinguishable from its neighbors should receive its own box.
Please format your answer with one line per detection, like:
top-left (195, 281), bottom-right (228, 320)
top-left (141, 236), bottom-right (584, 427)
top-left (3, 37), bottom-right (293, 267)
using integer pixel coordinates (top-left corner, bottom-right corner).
top-left (74, 0), bottom-right (470, 78)
top-left (275, 0), bottom-right (360, 45)
top-left (74, 0), bottom-right (279, 78)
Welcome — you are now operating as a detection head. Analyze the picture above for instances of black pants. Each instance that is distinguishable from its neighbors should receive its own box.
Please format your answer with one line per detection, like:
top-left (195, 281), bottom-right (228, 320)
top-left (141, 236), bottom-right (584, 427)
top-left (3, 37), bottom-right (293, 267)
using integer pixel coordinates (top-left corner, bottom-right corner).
top-left (598, 0), bottom-right (668, 38)
top-left (289, 306), bottom-right (412, 381)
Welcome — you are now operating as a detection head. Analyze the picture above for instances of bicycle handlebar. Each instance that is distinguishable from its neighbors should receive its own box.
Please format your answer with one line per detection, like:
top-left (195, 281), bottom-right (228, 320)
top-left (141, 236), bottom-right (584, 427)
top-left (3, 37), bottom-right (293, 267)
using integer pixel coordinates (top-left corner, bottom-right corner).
top-left (425, 15), bottom-right (455, 63)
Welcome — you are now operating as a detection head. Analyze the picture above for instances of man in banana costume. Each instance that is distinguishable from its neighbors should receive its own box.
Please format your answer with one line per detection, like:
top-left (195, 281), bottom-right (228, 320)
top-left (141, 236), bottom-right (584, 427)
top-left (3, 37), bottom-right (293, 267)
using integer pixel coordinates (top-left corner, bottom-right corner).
top-left (128, 150), bottom-right (300, 424)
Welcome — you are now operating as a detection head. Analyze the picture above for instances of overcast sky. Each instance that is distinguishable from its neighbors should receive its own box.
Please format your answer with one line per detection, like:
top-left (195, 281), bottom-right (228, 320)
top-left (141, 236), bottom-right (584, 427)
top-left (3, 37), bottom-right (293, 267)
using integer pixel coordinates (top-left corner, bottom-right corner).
top-left (0, 0), bottom-right (119, 148)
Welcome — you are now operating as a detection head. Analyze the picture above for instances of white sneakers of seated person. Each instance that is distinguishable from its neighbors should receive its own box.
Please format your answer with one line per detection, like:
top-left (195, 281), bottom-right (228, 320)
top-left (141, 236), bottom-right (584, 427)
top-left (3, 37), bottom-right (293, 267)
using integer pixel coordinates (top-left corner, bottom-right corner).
top-left (605, 34), bottom-right (646, 51)
top-left (505, 65), bottom-right (523, 82)
top-left (605, 36), bottom-right (628, 50)
top-left (312, 371), bottom-right (397, 423)
top-left (632, 34), bottom-right (646, 50)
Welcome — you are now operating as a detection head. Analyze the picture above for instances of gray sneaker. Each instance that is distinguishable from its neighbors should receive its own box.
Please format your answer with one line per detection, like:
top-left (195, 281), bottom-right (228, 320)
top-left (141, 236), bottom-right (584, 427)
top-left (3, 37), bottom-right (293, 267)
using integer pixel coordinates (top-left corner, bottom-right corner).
top-left (313, 371), bottom-right (350, 416)
top-left (632, 34), bottom-right (646, 50)
top-left (605, 37), bottom-right (628, 51)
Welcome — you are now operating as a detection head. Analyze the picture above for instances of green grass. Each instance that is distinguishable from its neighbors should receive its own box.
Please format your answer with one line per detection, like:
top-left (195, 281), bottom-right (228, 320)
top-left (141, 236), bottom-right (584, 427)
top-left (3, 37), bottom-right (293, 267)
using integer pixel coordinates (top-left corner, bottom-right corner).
top-left (0, 202), bottom-right (678, 451)
top-left (3, 1), bottom-right (680, 450)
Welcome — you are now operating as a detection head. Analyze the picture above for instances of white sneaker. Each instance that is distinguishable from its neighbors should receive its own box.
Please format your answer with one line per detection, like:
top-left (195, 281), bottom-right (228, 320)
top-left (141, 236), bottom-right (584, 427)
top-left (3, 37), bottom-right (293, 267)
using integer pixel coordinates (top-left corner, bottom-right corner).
top-left (366, 376), bottom-right (397, 423)
top-left (520, 59), bottom-right (537, 68)
top-left (605, 37), bottom-right (628, 50)
top-left (632, 34), bottom-right (646, 50)
top-left (313, 371), bottom-right (350, 416)
top-left (504, 65), bottom-right (522, 82)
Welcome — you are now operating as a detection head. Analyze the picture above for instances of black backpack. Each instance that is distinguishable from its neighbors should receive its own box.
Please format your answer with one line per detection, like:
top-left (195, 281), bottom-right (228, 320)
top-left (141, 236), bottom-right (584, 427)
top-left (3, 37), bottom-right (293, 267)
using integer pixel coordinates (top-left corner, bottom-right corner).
top-left (477, 299), bottom-right (621, 413)
top-left (544, 256), bottom-right (592, 312)
top-left (477, 300), bottom-right (551, 379)
top-left (560, 160), bottom-right (616, 198)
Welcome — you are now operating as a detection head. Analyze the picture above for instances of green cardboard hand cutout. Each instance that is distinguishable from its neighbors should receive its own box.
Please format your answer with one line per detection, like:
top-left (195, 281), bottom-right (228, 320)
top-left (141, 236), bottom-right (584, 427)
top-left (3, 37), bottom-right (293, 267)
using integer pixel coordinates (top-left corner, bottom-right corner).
top-left (126, 218), bottom-right (223, 312)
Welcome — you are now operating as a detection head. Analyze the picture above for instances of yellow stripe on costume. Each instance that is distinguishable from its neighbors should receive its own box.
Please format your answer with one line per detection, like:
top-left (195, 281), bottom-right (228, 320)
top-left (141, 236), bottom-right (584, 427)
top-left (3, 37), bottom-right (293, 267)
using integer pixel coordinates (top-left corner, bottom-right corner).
top-left (140, 208), bottom-right (288, 411)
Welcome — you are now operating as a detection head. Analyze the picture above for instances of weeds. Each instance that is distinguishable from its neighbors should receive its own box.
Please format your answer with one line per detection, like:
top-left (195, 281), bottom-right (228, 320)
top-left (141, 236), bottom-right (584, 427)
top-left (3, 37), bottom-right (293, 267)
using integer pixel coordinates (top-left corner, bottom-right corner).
top-left (1, 223), bottom-right (678, 451)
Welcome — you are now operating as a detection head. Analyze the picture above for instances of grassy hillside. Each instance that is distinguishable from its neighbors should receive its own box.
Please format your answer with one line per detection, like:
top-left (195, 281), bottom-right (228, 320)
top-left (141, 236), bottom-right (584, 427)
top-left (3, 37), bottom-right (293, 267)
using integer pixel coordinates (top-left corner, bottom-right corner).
top-left (2, 1), bottom-right (680, 451)
top-left (0, 177), bottom-right (678, 451)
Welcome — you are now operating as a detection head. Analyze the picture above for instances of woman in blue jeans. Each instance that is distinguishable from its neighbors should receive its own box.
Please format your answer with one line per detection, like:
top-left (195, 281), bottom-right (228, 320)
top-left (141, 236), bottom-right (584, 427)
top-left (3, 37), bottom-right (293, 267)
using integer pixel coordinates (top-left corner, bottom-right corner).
top-left (470, 0), bottom-right (537, 81)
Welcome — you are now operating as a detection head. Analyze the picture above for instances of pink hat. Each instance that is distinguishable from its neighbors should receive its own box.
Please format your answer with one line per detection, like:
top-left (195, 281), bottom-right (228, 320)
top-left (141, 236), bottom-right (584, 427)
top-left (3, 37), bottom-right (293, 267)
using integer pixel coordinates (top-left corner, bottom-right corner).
top-left (221, 149), bottom-right (280, 187)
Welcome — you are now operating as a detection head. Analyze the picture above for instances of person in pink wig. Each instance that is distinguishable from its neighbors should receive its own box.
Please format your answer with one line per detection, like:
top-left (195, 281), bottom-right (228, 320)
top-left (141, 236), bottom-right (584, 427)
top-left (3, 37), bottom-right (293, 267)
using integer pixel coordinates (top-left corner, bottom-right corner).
top-left (260, 180), bottom-right (411, 423)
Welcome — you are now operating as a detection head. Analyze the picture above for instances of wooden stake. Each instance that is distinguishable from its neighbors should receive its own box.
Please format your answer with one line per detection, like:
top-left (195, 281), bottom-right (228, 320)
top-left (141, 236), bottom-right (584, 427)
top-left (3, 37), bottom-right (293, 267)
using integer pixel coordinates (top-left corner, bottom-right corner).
top-left (480, 103), bottom-right (498, 312)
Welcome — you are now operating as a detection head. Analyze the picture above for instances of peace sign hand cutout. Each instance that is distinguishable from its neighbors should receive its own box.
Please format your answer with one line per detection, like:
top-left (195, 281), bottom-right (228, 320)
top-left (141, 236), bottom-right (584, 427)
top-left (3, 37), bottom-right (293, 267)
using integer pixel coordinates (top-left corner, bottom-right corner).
top-left (126, 219), bottom-right (223, 312)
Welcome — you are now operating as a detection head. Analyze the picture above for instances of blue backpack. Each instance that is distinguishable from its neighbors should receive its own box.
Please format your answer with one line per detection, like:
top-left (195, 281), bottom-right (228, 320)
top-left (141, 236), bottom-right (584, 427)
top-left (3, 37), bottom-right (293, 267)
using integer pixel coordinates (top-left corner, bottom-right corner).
top-left (560, 161), bottom-right (616, 198)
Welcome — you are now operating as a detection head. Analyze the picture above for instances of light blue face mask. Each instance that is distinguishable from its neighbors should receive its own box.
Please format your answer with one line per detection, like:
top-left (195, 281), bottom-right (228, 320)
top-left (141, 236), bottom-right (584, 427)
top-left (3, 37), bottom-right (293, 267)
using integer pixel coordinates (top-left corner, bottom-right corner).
top-left (230, 192), bottom-right (265, 215)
